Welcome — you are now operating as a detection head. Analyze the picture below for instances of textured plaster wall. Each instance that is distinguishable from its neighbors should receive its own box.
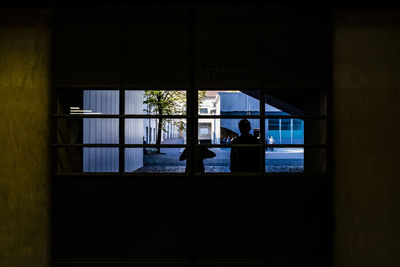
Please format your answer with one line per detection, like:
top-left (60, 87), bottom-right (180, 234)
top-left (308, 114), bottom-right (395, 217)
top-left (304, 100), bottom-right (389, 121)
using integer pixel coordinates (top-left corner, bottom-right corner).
top-left (0, 10), bottom-right (51, 267)
top-left (333, 9), bottom-right (400, 267)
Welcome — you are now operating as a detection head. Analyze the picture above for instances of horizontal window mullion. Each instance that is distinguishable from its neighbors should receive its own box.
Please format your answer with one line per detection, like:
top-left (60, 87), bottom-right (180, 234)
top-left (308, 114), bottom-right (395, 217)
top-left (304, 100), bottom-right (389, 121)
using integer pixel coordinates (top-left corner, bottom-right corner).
top-left (52, 144), bottom-right (329, 148)
top-left (197, 115), bottom-right (330, 119)
top-left (194, 87), bottom-right (328, 91)
top-left (197, 115), bottom-right (261, 119)
top-left (193, 172), bottom-right (332, 177)
top-left (125, 144), bottom-right (187, 148)
top-left (265, 115), bottom-right (330, 119)
top-left (53, 115), bottom-right (330, 119)
top-left (54, 144), bottom-right (119, 147)
top-left (55, 87), bottom-right (328, 92)
top-left (195, 144), bottom-right (328, 148)
top-left (124, 115), bottom-right (187, 119)
top-left (53, 144), bottom-right (188, 148)
top-left (196, 144), bottom-right (264, 148)
top-left (53, 114), bottom-right (120, 118)
top-left (122, 87), bottom-right (190, 91)
top-left (51, 173), bottom-right (189, 177)
top-left (55, 87), bottom-right (190, 91)
top-left (53, 114), bottom-right (189, 119)
top-left (51, 172), bottom-right (331, 177)
top-left (266, 144), bottom-right (328, 148)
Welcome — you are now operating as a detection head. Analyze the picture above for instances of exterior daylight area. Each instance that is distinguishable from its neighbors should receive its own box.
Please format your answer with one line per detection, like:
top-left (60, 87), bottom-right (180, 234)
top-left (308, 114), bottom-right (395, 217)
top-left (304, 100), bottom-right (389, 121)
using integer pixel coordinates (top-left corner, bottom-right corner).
top-left (64, 90), bottom-right (305, 173)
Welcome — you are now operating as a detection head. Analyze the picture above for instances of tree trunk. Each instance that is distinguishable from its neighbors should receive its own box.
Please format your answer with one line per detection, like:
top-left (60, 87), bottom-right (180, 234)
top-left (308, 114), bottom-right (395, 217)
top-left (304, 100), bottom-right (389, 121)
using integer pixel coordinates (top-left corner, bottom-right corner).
top-left (156, 117), bottom-right (163, 154)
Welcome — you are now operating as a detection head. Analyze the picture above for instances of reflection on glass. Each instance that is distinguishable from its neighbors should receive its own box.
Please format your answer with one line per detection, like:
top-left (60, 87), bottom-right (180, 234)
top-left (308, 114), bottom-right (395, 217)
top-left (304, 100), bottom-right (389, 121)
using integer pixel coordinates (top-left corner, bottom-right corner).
top-left (83, 119), bottom-right (119, 144)
top-left (265, 118), bottom-right (327, 145)
top-left (265, 147), bottom-right (304, 173)
top-left (83, 90), bottom-right (119, 114)
top-left (198, 90), bottom-right (260, 116)
top-left (127, 148), bottom-right (186, 173)
top-left (266, 118), bottom-right (304, 145)
top-left (57, 89), bottom-right (119, 114)
top-left (125, 115), bottom-right (187, 173)
top-left (125, 90), bottom-right (186, 115)
top-left (203, 147), bottom-right (231, 173)
top-left (58, 147), bottom-right (119, 173)
top-left (264, 90), bottom-right (327, 116)
top-left (83, 148), bottom-right (119, 172)
top-left (198, 119), bottom-right (260, 145)
top-left (126, 119), bottom-right (186, 145)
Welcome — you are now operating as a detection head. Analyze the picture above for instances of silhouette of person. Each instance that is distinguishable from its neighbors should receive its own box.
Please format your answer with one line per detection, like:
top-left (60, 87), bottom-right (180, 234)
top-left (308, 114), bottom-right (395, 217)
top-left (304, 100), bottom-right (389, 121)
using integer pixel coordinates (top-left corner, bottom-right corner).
top-left (143, 136), bottom-right (147, 155)
top-left (179, 147), bottom-right (216, 173)
top-left (267, 136), bottom-right (275, 151)
top-left (230, 119), bottom-right (263, 172)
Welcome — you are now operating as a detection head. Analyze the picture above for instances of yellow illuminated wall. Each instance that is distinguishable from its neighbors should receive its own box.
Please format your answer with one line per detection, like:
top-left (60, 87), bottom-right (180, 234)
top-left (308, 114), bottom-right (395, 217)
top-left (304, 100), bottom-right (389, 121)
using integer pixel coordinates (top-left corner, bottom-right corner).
top-left (0, 10), bottom-right (51, 267)
top-left (333, 9), bottom-right (400, 267)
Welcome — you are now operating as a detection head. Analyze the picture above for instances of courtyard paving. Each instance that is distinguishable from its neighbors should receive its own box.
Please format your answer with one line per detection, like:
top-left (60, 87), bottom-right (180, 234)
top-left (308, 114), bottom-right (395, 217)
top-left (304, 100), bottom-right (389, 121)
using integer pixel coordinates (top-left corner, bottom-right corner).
top-left (135, 138), bottom-right (304, 173)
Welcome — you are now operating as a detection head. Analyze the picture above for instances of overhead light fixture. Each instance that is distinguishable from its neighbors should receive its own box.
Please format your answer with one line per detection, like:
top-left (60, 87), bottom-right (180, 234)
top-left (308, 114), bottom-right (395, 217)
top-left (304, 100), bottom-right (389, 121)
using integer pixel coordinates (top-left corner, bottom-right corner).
top-left (70, 107), bottom-right (102, 115)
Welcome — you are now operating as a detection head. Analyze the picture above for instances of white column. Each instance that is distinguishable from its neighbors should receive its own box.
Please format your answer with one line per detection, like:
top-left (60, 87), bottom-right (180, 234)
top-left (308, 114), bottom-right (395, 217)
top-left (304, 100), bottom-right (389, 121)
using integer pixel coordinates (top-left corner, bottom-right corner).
top-left (291, 119), bottom-right (293, 144)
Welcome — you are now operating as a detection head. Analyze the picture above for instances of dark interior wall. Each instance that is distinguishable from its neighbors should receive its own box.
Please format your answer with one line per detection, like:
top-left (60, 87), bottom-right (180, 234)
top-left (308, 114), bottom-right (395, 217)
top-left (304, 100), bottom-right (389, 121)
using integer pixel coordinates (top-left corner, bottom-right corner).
top-left (0, 10), bottom-right (51, 267)
top-left (1, 6), bottom-right (400, 267)
top-left (333, 9), bottom-right (400, 267)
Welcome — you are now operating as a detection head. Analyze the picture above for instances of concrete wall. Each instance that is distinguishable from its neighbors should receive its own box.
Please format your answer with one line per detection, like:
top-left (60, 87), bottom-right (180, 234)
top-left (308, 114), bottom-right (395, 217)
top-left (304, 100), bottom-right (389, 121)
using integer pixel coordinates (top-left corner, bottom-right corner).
top-left (333, 9), bottom-right (400, 267)
top-left (0, 10), bottom-right (51, 267)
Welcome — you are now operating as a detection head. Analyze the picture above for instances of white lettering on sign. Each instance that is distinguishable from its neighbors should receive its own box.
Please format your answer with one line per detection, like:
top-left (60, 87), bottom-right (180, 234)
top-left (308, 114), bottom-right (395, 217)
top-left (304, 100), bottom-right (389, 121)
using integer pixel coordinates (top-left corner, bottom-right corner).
top-left (201, 59), bottom-right (253, 81)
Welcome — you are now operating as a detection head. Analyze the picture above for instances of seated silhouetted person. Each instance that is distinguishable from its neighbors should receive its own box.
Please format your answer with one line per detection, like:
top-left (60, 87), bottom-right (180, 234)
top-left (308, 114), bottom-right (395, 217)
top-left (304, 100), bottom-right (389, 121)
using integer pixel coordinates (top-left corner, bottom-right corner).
top-left (180, 147), bottom-right (216, 173)
top-left (230, 119), bottom-right (262, 172)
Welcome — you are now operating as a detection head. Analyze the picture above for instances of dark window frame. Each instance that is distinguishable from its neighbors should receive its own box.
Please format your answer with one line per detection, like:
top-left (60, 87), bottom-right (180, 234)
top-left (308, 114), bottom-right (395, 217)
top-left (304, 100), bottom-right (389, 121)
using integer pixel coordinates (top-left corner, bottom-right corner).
top-left (51, 4), bottom-right (333, 266)
top-left (53, 87), bottom-right (329, 175)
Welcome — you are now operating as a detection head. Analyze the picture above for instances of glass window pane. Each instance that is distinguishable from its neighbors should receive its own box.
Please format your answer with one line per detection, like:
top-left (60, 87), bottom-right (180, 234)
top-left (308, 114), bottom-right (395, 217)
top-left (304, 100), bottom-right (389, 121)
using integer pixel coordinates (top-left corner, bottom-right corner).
top-left (126, 119), bottom-right (186, 144)
top-left (203, 147), bottom-right (230, 173)
top-left (57, 118), bottom-right (119, 144)
top-left (198, 90), bottom-right (260, 116)
top-left (265, 147), bottom-right (304, 173)
top-left (84, 119), bottom-right (119, 144)
top-left (200, 145), bottom-right (264, 173)
top-left (265, 118), bottom-right (326, 145)
top-left (265, 148), bottom-right (327, 173)
top-left (268, 119), bottom-right (280, 130)
top-left (127, 147), bottom-right (186, 173)
top-left (264, 89), bottom-right (327, 116)
top-left (126, 90), bottom-right (186, 115)
top-left (83, 147), bottom-right (119, 172)
top-left (281, 119), bottom-right (291, 130)
top-left (198, 118), bottom-right (260, 144)
top-left (56, 147), bottom-right (119, 173)
top-left (267, 119), bottom-right (298, 145)
top-left (57, 89), bottom-right (119, 115)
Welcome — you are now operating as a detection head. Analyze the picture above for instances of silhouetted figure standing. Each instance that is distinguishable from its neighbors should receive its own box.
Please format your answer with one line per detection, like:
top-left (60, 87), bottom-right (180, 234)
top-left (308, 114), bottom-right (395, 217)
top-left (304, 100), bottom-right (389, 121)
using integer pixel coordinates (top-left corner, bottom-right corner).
top-left (230, 119), bottom-right (262, 172)
top-left (180, 147), bottom-right (216, 173)
top-left (267, 136), bottom-right (275, 151)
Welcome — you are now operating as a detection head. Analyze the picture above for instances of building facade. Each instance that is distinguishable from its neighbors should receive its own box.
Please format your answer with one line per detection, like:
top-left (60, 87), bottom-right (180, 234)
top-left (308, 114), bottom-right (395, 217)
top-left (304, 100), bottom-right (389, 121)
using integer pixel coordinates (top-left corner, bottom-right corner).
top-left (200, 92), bottom-right (305, 144)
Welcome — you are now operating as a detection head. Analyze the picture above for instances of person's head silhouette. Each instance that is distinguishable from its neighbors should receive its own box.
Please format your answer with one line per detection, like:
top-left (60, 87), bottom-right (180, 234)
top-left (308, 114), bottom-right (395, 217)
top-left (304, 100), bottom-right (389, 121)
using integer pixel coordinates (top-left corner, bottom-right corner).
top-left (238, 119), bottom-right (251, 135)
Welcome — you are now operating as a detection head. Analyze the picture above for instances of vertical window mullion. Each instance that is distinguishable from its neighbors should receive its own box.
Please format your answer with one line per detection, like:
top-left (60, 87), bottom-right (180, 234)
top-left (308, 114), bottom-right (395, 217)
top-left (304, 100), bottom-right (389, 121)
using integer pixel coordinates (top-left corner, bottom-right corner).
top-left (119, 89), bottom-right (125, 173)
top-left (260, 90), bottom-right (266, 174)
top-left (188, 5), bottom-right (196, 265)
